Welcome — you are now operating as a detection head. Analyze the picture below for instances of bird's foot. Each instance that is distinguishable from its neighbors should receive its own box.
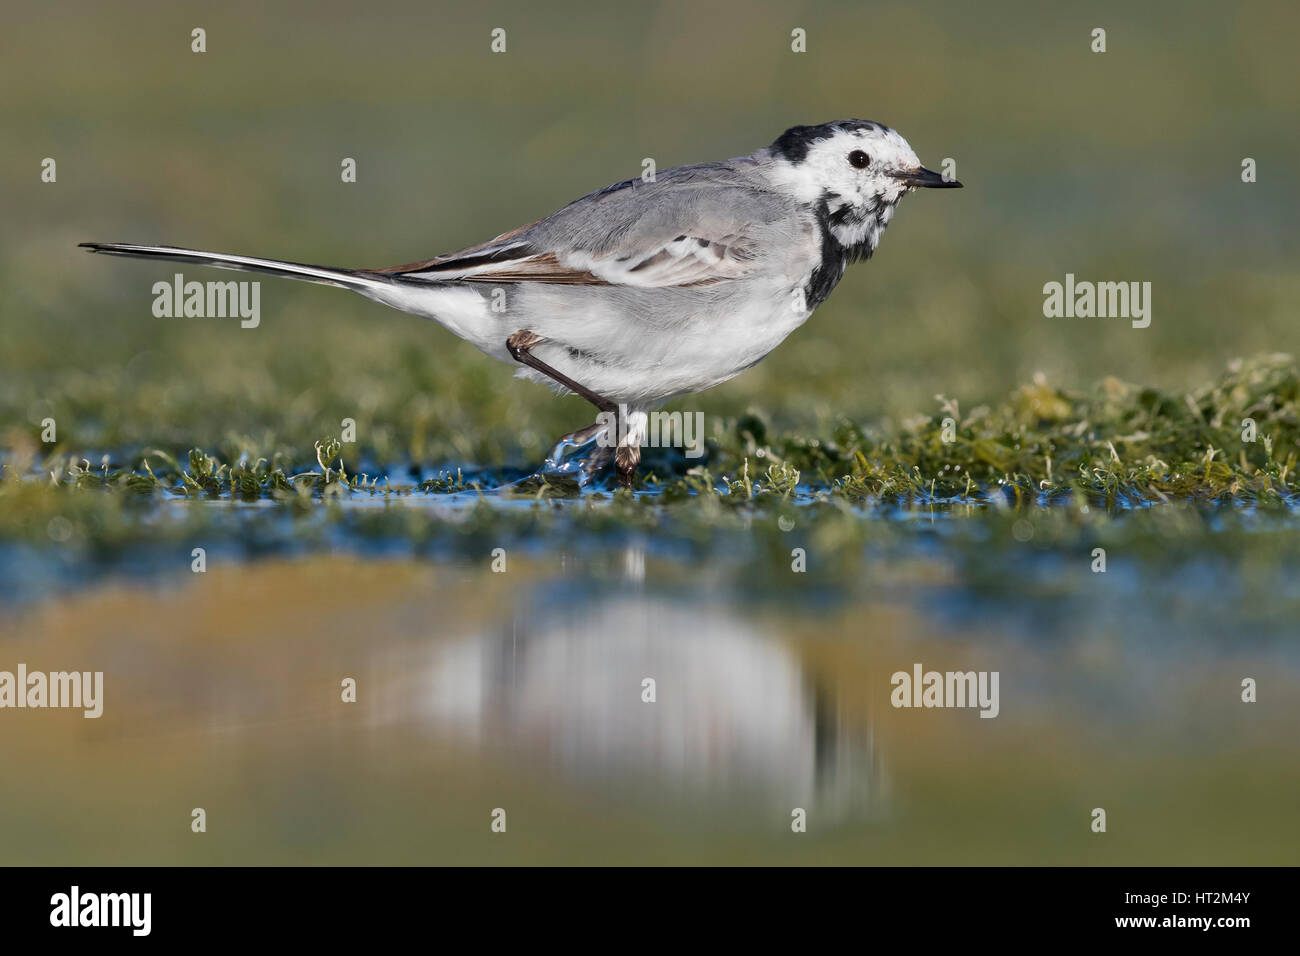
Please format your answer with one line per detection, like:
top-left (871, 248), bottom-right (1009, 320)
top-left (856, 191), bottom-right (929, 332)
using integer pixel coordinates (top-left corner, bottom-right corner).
top-left (539, 421), bottom-right (610, 487)
top-left (615, 443), bottom-right (641, 489)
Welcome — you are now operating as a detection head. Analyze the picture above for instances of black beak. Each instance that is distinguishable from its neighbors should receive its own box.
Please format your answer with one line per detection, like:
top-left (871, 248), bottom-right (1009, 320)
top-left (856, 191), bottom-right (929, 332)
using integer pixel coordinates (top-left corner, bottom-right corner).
top-left (894, 166), bottom-right (962, 188)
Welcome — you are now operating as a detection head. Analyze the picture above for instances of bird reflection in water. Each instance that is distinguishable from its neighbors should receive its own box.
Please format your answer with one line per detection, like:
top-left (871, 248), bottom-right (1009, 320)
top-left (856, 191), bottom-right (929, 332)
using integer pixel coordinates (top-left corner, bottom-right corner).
top-left (398, 574), bottom-right (888, 823)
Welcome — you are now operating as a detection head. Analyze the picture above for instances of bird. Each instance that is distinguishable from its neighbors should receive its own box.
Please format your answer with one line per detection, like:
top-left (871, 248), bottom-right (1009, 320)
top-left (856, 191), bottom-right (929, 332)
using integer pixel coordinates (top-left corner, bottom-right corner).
top-left (81, 119), bottom-right (961, 487)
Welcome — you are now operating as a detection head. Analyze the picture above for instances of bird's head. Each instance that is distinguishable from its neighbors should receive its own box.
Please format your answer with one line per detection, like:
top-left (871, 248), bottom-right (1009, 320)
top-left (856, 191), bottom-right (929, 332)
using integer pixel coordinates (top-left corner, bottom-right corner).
top-left (765, 119), bottom-right (961, 253)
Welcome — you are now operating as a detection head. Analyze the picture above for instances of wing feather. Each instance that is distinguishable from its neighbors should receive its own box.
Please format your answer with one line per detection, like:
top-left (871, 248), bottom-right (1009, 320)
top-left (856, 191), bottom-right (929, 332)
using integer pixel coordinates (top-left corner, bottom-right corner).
top-left (370, 161), bottom-right (788, 289)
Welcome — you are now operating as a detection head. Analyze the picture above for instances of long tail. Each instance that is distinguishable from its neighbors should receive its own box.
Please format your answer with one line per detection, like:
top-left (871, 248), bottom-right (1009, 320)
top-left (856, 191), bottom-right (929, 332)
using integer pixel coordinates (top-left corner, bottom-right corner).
top-left (78, 242), bottom-right (388, 292)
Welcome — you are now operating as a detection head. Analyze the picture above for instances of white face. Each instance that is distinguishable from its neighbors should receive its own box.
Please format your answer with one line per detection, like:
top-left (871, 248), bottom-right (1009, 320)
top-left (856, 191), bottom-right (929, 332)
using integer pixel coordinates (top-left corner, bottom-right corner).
top-left (767, 124), bottom-right (926, 249)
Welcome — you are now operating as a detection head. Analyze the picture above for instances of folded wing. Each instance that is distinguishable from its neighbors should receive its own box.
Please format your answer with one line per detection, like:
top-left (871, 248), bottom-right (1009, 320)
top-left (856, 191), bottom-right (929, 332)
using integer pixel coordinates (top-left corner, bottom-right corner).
top-left (370, 162), bottom-right (787, 289)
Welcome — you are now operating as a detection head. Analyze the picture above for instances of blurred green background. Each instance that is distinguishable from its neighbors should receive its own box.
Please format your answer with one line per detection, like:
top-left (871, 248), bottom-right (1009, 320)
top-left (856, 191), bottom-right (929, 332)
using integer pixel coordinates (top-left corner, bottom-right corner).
top-left (2, 1), bottom-right (1299, 867)
top-left (3, 0), bottom-right (1297, 463)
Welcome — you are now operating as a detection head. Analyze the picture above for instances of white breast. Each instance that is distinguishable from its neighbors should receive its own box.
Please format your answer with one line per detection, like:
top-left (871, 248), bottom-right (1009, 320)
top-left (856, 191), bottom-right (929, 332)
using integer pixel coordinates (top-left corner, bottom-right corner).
top-left (506, 277), bottom-right (814, 406)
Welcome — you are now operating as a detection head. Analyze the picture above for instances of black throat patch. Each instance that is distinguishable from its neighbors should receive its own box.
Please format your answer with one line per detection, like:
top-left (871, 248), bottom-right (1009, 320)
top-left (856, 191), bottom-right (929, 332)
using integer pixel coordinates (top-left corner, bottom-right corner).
top-left (803, 194), bottom-right (883, 310)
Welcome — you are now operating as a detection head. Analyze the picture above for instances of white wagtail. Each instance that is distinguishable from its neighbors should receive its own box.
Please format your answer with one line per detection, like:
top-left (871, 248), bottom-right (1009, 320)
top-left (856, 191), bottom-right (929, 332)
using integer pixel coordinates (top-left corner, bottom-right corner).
top-left (83, 119), bottom-right (961, 486)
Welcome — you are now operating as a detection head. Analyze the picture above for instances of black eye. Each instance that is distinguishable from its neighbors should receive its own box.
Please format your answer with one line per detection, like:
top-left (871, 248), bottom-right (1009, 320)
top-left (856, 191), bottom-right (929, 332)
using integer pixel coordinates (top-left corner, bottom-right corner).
top-left (848, 150), bottom-right (871, 169)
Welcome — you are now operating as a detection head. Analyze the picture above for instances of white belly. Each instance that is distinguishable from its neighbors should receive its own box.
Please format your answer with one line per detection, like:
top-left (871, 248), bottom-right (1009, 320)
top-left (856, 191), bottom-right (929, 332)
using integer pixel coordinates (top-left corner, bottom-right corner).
top-left (515, 279), bottom-right (812, 405)
top-left (364, 277), bottom-right (814, 407)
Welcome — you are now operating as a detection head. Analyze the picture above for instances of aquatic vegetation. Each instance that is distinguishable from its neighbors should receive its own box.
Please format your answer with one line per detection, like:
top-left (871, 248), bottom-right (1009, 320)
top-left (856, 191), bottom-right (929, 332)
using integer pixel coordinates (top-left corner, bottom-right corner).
top-left (829, 352), bottom-right (1298, 506)
top-left (4, 353), bottom-right (1295, 517)
top-left (0, 352), bottom-right (1296, 607)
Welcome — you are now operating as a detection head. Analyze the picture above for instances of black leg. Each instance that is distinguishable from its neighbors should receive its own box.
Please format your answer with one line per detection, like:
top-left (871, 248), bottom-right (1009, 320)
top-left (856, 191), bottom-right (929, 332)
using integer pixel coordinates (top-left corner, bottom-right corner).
top-left (507, 331), bottom-right (615, 413)
top-left (553, 421), bottom-right (607, 447)
top-left (506, 331), bottom-right (636, 487)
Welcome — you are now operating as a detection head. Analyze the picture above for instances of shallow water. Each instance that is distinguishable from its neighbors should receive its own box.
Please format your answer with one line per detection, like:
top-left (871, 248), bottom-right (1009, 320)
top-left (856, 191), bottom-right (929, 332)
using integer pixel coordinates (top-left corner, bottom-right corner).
top-left (2, 482), bottom-right (1298, 864)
